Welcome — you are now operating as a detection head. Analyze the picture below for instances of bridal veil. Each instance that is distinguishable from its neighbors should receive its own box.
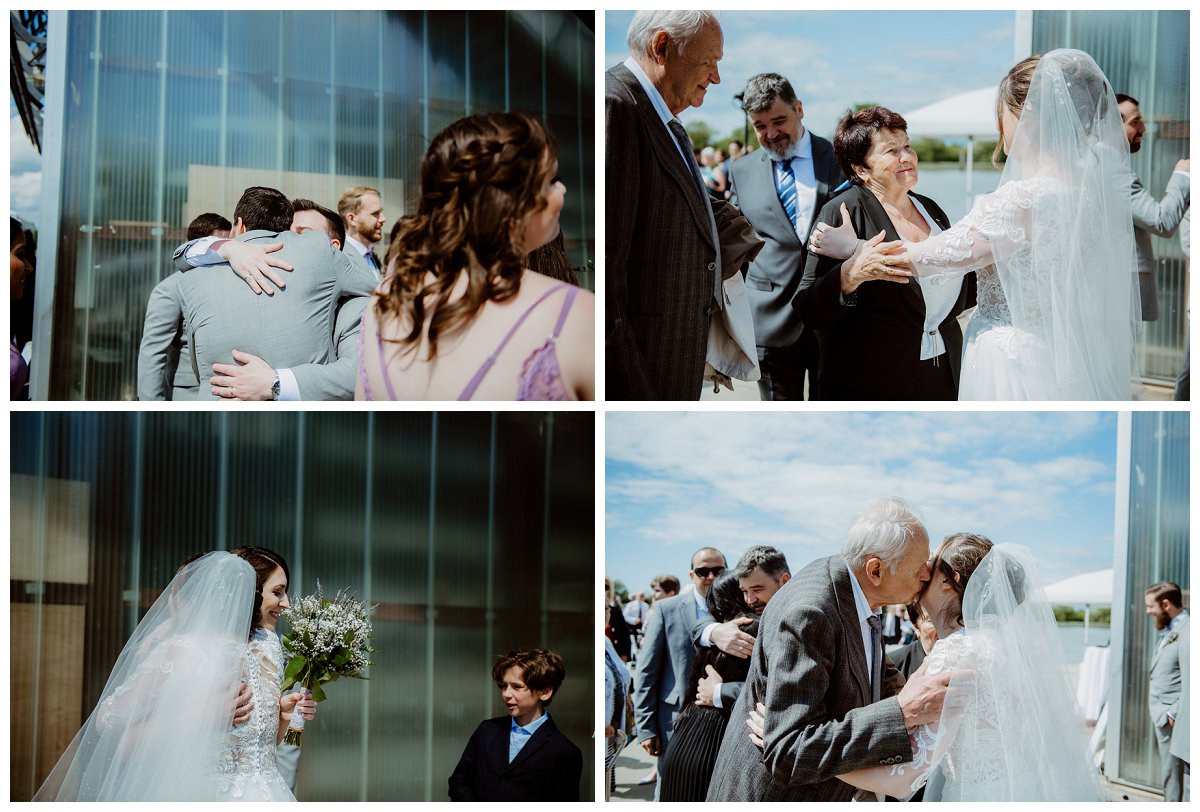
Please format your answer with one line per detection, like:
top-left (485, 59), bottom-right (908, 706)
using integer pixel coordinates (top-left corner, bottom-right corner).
top-left (34, 552), bottom-right (255, 801)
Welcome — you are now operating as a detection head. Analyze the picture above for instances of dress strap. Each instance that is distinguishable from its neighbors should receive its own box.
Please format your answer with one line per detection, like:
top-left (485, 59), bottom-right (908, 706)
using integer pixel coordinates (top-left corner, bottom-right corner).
top-left (552, 285), bottom-right (580, 338)
top-left (374, 311), bottom-right (400, 401)
top-left (459, 284), bottom-right (570, 401)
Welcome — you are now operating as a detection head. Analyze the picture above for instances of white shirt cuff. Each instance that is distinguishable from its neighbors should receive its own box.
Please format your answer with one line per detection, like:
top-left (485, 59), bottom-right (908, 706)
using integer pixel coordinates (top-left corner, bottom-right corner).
top-left (277, 368), bottom-right (301, 401)
top-left (185, 235), bottom-right (225, 266)
top-left (712, 687), bottom-right (725, 709)
top-left (700, 623), bottom-right (716, 648)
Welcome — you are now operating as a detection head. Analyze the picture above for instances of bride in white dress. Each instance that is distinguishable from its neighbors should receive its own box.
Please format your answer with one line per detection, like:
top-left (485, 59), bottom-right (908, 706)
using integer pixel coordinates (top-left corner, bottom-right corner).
top-left (811, 50), bottom-right (1138, 400)
top-left (34, 548), bottom-right (314, 801)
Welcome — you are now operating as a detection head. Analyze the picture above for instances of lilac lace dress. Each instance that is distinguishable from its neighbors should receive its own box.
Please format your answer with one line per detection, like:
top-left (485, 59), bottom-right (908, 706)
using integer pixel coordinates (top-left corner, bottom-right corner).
top-left (360, 284), bottom-right (580, 401)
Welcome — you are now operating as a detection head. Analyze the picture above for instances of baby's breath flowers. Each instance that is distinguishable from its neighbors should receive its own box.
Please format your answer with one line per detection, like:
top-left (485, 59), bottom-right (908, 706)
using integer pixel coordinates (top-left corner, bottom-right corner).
top-left (280, 581), bottom-right (374, 746)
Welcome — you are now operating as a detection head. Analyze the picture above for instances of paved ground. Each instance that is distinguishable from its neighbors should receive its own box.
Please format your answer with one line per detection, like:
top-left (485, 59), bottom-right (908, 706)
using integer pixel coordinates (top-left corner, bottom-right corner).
top-left (701, 380), bottom-right (1174, 402)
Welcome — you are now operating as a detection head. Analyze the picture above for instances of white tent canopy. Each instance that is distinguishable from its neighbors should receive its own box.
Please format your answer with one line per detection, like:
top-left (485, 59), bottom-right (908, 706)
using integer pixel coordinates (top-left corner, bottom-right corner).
top-left (1044, 568), bottom-right (1114, 606)
top-left (903, 86), bottom-right (999, 209)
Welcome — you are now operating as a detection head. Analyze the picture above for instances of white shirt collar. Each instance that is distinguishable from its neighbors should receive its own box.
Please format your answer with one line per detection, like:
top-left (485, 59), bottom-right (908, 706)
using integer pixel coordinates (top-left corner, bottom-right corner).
top-left (345, 234), bottom-right (370, 257)
top-left (693, 587), bottom-right (709, 612)
top-left (623, 56), bottom-right (674, 129)
top-left (844, 558), bottom-right (875, 624)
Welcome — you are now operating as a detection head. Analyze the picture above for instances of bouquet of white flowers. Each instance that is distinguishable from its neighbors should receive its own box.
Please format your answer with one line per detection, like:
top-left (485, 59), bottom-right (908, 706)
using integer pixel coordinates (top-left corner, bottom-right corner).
top-left (280, 581), bottom-right (374, 746)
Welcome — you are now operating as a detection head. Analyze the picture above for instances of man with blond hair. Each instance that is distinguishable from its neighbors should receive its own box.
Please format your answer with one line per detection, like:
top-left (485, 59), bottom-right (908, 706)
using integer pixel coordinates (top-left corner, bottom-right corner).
top-left (337, 185), bottom-right (387, 281)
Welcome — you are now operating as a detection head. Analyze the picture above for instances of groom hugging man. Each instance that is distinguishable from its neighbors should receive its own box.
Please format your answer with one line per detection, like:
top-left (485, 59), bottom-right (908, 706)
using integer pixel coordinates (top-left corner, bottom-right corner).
top-left (707, 497), bottom-right (954, 802)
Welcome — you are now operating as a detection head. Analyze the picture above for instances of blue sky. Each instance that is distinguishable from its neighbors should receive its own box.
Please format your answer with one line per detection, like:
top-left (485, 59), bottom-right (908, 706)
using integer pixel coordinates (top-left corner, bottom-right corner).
top-left (606, 412), bottom-right (1121, 598)
top-left (605, 10), bottom-right (1017, 141)
top-left (11, 100), bottom-right (41, 223)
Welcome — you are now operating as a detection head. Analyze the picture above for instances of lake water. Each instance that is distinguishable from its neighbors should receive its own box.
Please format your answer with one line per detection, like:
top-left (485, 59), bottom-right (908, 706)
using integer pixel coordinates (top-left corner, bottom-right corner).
top-left (911, 165), bottom-right (1003, 222)
top-left (1058, 623), bottom-right (1111, 665)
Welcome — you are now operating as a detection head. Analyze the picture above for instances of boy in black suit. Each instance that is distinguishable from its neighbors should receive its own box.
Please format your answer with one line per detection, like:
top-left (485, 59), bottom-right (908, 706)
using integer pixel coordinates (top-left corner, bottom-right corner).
top-left (448, 648), bottom-right (583, 801)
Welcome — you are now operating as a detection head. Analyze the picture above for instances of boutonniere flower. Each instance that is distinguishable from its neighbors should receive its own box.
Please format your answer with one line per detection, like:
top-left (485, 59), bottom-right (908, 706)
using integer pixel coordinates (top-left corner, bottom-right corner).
top-left (1165, 632), bottom-right (1179, 645)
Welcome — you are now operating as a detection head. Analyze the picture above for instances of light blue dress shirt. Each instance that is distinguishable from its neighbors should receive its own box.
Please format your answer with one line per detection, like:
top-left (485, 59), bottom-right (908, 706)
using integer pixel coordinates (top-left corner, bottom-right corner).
top-left (509, 712), bottom-right (550, 763)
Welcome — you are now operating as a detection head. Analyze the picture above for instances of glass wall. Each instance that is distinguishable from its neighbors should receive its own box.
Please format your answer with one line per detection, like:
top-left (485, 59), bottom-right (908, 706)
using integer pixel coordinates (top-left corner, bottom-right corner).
top-left (39, 10), bottom-right (595, 399)
top-left (1107, 411), bottom-right (1189, 791)
top-left (10, 411), bottom-right (595, 801)
top-left (1031, 11), bottom-right (1190, 385)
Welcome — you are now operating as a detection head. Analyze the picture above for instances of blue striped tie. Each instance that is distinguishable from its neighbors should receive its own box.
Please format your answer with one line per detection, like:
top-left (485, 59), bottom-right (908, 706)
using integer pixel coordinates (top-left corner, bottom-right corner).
top-left (777, 159), bottom-right (798, 228)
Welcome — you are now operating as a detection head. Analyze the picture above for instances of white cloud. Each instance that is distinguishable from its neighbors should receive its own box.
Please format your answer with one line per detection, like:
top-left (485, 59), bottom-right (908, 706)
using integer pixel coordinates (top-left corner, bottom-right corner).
top-left (11, 113), bottom-right (41, 174)
top-left (11, 171), bottom-right (42, 222)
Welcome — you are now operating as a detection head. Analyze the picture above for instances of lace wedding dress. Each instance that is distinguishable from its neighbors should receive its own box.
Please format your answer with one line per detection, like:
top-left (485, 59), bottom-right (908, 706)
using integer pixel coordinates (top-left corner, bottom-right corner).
top-left (218, 627), bottom-right (295, 800)
top-left (34, 553), bottom-right (293, 802)
top-left (904, 50), bottom-right (1138, 400)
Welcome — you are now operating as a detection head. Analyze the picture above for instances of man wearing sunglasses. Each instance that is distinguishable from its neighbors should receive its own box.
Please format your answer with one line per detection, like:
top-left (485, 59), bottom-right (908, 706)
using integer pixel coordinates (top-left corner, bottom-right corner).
top-left (633, 547), bottom-right (727, 795)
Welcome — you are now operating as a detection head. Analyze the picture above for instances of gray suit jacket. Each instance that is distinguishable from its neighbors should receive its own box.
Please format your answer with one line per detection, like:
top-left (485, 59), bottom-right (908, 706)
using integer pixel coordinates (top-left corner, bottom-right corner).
top-left (1150, 613), bottom-right (1189, 729)
top-left (137, 273), bottom-right (199, 401)
top-left (707, 556), bottom-right (910, 802)
top-left (605, 63), bottom-right (719, 400)
top-left (729, 137), bottom-right (844, 347)
top-left (172, 230), bottom-right (376, 400)
top-left (1132, 170), bottom-right (1190, 321)
top-left (1170, 622), bottom-right (1189, 763)
top-left (633, 593), bottom-right (700, 744)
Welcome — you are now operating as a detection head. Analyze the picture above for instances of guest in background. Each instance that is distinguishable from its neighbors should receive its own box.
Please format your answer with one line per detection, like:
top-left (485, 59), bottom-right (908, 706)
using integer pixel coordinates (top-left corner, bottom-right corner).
top-left (525, 231), bottom-right (581, 286)
top-left (604, 633), bottom-right (632, 800)
top-left (606, 578), bottom-right (632, 662)
top-left (1145, 581), bottom-right (1189, 801)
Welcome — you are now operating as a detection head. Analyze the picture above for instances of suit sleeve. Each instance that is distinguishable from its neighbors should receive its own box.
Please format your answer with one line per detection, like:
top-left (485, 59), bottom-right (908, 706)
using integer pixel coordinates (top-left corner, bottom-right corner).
top-left (447, 723), bottom-right (483, 801)
top-left (286, 295), bottom-right (367, 400)
top-left (633, 603), bottom-right (667, 742)
top-left (1131, 172), bottom-right (1190, 237)
top-left (552, 741), bottom-right (583, 801)
top-left (718, 680), bottom-right (744, 707)
top-left (332, 248), bottom-right (379, 299)
top-left (794, 200), bottom-right (854, 329)
top-left (137, 277), bottom-right (184, 401)
top-left (760, 604), bottom-right (910, 787)
top-left (604, 88), bottom-right (657, 399)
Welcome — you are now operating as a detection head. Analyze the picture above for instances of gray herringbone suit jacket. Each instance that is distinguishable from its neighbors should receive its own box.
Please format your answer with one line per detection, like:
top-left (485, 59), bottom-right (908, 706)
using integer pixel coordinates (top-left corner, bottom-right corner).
top-left (707, 555), bottom-right (911, 802)
top-left (174, 229), bottom-right (376, 400)
top-left (605, 63), bottom-right (718, 400)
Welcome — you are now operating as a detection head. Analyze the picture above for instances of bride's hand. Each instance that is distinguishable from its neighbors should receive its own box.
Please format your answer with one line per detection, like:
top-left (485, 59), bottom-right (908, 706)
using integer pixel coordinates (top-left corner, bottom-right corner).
top-left (231, 680), bottom-right (254, 726)
top-left (746, 701), bottom-right (767, 750)
top-left (280, 691), bottom-right (317, 721)
top-left (809, 203), bottom-right (860, 259)
top-left (839, 232), bottom-right (913, 296)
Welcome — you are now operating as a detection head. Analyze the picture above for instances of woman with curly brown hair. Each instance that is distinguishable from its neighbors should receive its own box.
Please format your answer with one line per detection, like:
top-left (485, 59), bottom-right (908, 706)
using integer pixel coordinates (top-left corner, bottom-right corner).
top-left (356, 112), bottom-right (594, 400)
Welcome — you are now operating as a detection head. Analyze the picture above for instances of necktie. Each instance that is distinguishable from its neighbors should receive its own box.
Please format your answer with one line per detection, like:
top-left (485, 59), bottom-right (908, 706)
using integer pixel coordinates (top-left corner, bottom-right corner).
top-left (667, 118), bottom-right (710, 200)
top-left (867, 614), bottom-right (883, 702)
top-left (666, 118), bottom-right (722, 308)
top-left (777, 159), bottom-right (798, 228)
top-left (366, 249), bottom-right (380, 271)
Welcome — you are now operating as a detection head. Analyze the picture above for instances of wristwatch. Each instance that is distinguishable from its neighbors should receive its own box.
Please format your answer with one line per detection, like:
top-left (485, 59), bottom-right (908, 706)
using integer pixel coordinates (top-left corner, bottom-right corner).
top-left (271, 375), bottom-right (281, 401)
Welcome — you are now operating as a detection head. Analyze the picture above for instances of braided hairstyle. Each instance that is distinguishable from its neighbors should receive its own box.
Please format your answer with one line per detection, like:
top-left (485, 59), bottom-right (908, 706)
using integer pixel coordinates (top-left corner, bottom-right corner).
top-left (377, 111), bottom-right (558, 360)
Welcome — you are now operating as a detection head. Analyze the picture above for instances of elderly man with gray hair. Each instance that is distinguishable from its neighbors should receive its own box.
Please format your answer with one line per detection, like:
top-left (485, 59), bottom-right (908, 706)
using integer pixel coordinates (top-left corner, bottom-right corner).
top-left (606, 11), bottom-right (726, 400)
top-left (707, 496), bottom-right (954, 802)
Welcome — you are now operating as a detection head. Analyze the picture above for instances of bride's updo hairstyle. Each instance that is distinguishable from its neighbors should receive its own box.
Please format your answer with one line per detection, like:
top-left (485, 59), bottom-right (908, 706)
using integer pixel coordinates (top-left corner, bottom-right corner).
top-left (230, 546), bottom-right (290, 635)
top-left (994, 55), bottom-right (1040, 165)
top-left (929, 533), bottom-right (994, 628)
top-left (378, 111), bottom-right (559, 361)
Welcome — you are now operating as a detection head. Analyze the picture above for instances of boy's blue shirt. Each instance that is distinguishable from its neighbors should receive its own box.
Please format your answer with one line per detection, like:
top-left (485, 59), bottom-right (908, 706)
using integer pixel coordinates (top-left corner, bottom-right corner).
top-left (509, 711), bottom-right (550, 763)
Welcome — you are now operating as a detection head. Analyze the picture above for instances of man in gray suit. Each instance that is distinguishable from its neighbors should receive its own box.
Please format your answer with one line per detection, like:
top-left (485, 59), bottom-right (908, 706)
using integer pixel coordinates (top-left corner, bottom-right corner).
top-left (1170, 622), bottom-right (1190, 801)
top-left (633, 546), bottom-right (726, 793)
top-left (137, 212), bottom-right (230, 401)
top-left (693, 545), bottom-right (791, 710)
top-left (730, 73), bottom-right (844, 400)
top-left (707, 497), bottom-right (954, 802)
top-left (1117, 94), bottom-right (1190, 322)
top-left (1145, 580), bottom-right (1190, 801)
top-left (338, 185), bottom-right (387, 283)
top-left (606, 11), bottom-right (724, 400)
top-left (166, 186), bottom-right (376, 401)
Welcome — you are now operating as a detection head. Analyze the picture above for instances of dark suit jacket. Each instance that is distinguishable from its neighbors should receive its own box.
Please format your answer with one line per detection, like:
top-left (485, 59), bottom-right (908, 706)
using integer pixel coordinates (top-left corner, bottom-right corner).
top-left (730, 137), bottom-right (844, 347)
top-left (706, 556), bottom-right (911, 802)
top-left (447, 715), bottom-right (582, 802)
top-left (605, 63), bottom-right (719, 400)
top-left (887, 638), bottom-right (927, 680)
top-left (794, 185), bottom-right (976, 400)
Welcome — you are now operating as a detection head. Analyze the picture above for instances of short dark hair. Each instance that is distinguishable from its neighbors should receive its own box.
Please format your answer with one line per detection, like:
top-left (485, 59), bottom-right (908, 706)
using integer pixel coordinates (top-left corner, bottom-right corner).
top-left (1146, 581), bottom-right (1183, 609)
top-left (735, 545), bottom-right (790, 580)
top-left (651, 574), bottom-right (680, 595)
top-left (833, 106), bottom-right (908, 186)
top-left (233, 186), bottom-right (293, 234)
top-left (1115, 93), bottom-right (1138, 107)
top-left (690, 546), bottom-right (726, 570)
top-left (741, 72), bottom-right (798, 114)
top-left (728, 139), bottom-right (744, 150)
top-left (292, 198), bottom-right (346, 247)
top-left (492, 648), bottom-right (566, 706)
top-left (186, 212), bottom-right (232, 240)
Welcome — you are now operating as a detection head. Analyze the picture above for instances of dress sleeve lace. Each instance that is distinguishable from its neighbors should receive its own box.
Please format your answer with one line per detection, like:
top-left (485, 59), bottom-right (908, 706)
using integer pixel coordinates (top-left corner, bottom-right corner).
top-left (902, 180), bottom-right (1046, 284)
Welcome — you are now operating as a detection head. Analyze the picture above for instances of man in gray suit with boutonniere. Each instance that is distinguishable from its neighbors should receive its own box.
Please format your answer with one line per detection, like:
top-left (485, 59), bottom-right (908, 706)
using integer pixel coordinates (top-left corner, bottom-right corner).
top-left (1145, 580), bottom-right (1190, 802)
top-left (707, 497), bottom-right (956, 802)
top-left (165, 186), bottom-right (376, 401)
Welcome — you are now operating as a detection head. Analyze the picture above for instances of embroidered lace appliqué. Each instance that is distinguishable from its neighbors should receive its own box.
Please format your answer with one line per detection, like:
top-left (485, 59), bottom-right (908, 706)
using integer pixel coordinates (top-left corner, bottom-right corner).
top-left (216, 628), bottom-right (286, 800)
